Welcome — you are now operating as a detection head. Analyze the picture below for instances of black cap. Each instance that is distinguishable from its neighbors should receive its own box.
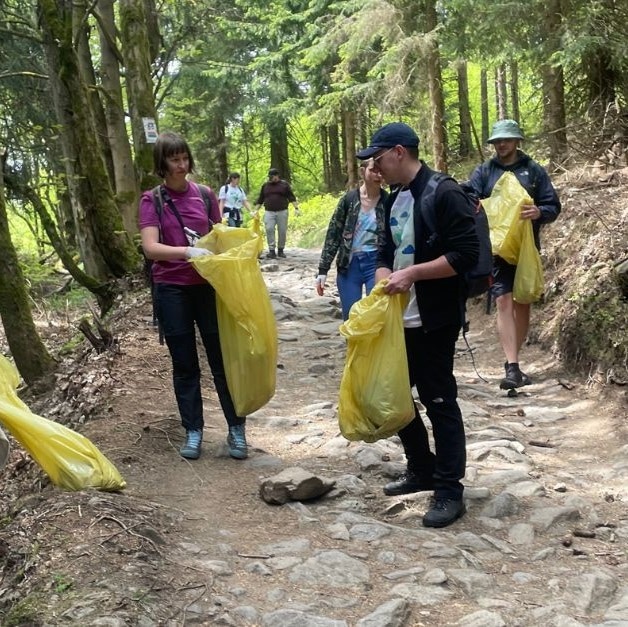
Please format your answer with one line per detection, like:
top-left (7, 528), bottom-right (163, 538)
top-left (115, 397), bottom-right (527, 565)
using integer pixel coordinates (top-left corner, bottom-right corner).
top-left (268, 168), bottom-right (280, 176)
top-left (356, 122), bottom-right (420, 159)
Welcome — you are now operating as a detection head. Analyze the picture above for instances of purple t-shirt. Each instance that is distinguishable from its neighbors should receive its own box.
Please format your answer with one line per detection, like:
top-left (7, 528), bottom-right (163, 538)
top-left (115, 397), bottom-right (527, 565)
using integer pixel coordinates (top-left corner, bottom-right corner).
top-left (139, 181), bottom-right (221, 285)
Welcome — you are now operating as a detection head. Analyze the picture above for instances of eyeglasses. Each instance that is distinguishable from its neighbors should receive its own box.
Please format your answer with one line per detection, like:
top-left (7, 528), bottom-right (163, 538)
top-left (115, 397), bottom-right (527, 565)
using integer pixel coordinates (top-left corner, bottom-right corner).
top-left (372, 147), bottom-right (396, 163)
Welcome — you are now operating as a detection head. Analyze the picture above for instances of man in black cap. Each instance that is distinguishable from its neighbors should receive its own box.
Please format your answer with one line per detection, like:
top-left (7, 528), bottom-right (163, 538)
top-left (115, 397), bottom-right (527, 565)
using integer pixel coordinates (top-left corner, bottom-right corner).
top-left (254, 168), bottom-right (300, 259)
top-left (357, 122), bottom-right (479, 528)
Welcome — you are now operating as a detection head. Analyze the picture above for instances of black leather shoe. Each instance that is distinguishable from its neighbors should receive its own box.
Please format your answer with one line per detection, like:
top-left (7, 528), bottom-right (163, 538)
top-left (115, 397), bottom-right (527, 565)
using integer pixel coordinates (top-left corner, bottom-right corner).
top-left (422, 498), bottom-right (466, 528)
top-left (383, 473), bottom-right (434, 496)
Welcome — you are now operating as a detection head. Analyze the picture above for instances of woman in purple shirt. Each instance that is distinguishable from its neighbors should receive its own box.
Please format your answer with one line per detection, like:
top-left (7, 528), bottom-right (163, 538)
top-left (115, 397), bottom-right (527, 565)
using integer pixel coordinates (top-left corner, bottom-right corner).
top-left (139, 132), bottom-right (248, 461)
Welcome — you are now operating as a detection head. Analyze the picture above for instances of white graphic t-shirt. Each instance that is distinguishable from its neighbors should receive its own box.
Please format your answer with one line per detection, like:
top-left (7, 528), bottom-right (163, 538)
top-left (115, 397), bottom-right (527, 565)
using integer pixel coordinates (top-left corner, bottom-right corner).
top-left (390, 189), bottom-right (421, 328)
top-left (219, 184), bottom-right (247, 210)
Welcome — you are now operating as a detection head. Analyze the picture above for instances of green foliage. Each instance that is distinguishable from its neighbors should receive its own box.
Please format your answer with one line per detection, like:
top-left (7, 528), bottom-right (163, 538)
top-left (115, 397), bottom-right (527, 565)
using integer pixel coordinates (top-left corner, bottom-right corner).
top-left (559, 279), bottom-right (628, 379)
top-left (2, 594), bottom-right (43, 627)
top-left (287, 192), bottom-right (340, 248)
top-left (51, 573), bottom-right (73, 593)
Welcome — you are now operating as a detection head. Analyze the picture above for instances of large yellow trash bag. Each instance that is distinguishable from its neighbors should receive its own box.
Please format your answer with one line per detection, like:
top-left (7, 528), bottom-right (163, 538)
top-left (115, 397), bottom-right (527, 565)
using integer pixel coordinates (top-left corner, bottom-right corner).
top-left (481, 171), bottom-right (534, 263)
top-left (0, 356), bottom-right (126, 491)
top-left (191, 224), bottom-right (277, 416)
top-left (513, 220), bottom-right (544, 303)
top-left (337, 282), bottom-right (415, 443)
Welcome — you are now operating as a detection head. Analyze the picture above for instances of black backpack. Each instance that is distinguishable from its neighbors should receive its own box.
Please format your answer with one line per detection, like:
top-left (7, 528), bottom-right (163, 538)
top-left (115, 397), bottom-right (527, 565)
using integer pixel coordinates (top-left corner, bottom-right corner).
top-left (420, 173), bottom-right (492, 298)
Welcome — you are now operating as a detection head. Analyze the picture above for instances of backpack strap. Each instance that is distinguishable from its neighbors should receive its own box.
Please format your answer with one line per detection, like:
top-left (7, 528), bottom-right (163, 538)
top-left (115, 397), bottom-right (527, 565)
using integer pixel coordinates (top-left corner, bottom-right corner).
top-left (196, 184), bottom-right (215, 227)
top-left (419, 172), bottom-right (449, 244)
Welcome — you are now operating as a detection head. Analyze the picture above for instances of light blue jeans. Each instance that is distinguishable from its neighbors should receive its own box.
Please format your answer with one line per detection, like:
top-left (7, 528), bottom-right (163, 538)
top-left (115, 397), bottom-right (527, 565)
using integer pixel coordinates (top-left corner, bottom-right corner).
top-left (336, 251), bottom-right (377, 320)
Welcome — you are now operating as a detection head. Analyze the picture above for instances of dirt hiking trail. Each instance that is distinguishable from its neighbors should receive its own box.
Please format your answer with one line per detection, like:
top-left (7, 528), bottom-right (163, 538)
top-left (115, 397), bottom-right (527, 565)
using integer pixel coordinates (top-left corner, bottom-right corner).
top-left (1, 247), bottom-right (627, 627)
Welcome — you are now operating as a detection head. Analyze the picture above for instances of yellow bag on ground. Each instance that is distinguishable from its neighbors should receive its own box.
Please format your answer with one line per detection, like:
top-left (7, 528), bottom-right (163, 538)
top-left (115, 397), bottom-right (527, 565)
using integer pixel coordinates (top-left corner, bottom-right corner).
top-left (0, 356), bottom-right (126, 491)
top-left (337, 282), bottom-right (415, 443)
top-left (192, 224), bottom-right (277, 416)
top-left (513, 220), bottom-right (544, 303)
top-left (481, 171), bottom-right (533, 262)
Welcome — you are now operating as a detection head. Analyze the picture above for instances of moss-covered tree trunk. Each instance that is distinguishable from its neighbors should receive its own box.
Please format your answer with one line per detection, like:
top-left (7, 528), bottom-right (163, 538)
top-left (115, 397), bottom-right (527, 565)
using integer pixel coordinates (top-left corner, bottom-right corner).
top-left (95, 0), bottom-right (140, 235)
top-left (0, 169), bottom-right (55, 385)
top-left (119, 0), bottom-right (160, 192)
top-left (38, 0), bottom-right (139, 282)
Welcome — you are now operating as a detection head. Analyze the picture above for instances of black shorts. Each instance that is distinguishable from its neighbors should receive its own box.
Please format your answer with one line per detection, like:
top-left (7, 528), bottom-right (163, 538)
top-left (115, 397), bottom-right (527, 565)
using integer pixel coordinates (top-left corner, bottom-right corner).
top-left (491, 256), bottom-right (516, 298)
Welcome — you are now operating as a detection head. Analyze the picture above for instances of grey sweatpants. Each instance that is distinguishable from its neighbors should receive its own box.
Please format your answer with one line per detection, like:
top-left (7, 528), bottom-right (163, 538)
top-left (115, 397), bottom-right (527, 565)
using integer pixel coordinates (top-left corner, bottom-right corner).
top-left (263, 209), bottom-right (289, 250)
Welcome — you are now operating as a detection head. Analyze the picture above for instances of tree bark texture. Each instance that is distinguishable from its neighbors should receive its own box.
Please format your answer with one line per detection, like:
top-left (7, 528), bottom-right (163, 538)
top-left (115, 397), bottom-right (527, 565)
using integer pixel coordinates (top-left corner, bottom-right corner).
top-left (38, 0), bottom-right (139, 282)
top-left (496, 64), bottom-right (508, 120)
top-left (269, 117), bottom-right (291, 182)
top-left (119, 0), bottom-right (160, 191)
top-left (95, 0), bottom-right (140, 235)
top-left (510, 61), bottom-right (520, 123)
top-left (456, 59), bottom-right (471, 158)
top-left (424, 0), bottom-right (447, 172)
top-left (0, 169), bottom-right (55, 385)
top-left (343, 108), bottom-right (358, 189)
top-left (480, 69), bottom-right (489, 145)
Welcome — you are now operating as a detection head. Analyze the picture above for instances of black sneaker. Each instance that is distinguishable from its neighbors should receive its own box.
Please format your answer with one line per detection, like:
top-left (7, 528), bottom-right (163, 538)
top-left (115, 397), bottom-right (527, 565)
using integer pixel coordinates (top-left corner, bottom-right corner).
top-left (266, 249), bottom-right (276, 259)
top-left (500, 363), bottom-right (523, 389)
top-left (504, 362), bottom-right (531, 386)
top-left (383, 472), bottom-right (434, 496)
top-left (277, 249), bottom-right (286, 258)
top-left (422, 498), bottom-right (466, 528)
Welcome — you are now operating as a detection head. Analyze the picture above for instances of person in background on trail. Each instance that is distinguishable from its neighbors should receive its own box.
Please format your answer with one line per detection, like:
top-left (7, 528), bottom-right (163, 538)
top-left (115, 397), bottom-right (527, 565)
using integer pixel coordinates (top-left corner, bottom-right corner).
top-left (469, 119), bottom-right (561, 391)
top-left (315, 159), bottom-right (388, 320)
top-left (253, 167), bottom-right (300, 259)
top-left (358, 122), bottom-right (479, 528)
top-left (139, 131), bottom-right (249, 461)
top-left (218, 172), bottom-right (251, 227)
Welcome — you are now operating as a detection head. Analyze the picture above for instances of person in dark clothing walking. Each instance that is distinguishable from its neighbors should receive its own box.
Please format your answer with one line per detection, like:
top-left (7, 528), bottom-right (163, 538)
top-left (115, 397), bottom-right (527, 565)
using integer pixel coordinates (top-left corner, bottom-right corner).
top-left (254, 168), bottom-right (300, 259)
top-left (469, 119), bottom-right (561, 390)
top-left (357, 122), bottom-right (479, 528)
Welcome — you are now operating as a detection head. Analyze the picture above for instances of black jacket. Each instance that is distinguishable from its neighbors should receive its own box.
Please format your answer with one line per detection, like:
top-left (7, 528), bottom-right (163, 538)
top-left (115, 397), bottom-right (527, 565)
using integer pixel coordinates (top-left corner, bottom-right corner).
top-left (378, 163), bottom-right (479, 332)
top-left (469, 151), bottom-right (561, 249)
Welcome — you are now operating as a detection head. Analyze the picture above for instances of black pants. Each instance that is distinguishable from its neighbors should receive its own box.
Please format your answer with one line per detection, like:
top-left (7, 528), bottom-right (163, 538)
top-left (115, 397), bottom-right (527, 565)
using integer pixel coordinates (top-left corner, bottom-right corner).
top-left (154, 283), bottom-right (244, 431)
top-left (398, 325), bottom-right (466, 500)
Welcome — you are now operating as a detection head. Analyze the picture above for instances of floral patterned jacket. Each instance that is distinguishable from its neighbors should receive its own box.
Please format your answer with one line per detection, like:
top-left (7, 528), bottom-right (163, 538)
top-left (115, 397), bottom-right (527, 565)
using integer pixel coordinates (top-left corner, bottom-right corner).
top-left (317, 187), bottom-right (388, 276)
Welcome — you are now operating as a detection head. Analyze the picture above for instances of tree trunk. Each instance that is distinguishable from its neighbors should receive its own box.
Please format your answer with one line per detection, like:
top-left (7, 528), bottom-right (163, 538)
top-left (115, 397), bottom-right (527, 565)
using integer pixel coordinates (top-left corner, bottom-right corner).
top-left (321, 126), bottom-right (331, 191)
top-left (456, 58), bottom-right (472, 158)
top-left (75, 11), bottom-right (115, 187)
top-left (119, 0), bottom-right (161, 192)
top-left (328, 121), bottom-right (343, 191)
top-left (496, 64), bottom-right (508, 119)
top-left (38, 0), bottom-right (139, 285)
top-left (344, 108), bottom-right (358, 189)
top-left (269, 117), bottom-right (291, 182)
top-left (0, 169), bottom-right (55, 385)
top-left (424, 0), bottom-right (447, 172)
top-left (480, 68), bottom-right (489, 145)
top-left (510, 61), bottom-right (520, 123)
top-left (95, 0), bottom-right (140, 235)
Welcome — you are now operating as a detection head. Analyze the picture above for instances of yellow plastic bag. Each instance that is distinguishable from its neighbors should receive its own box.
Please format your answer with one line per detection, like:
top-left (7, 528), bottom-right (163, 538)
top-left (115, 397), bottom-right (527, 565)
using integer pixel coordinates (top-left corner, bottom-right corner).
top-left (337, 282), bottom-right (415, 442)
top-left (513, 220), bottom-right (544, 303)
top-left (192, 224), bottom-right (277, 416)
top-left (0, 356), bottom-right (126, 491)
top-left (481, 171), bottom-right (533, 262)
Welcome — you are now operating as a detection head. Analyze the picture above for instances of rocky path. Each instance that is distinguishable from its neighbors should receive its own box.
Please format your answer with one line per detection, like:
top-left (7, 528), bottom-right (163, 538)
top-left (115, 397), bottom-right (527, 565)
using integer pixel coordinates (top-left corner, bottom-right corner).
top-left (17, 247), bottom-right (627, 626)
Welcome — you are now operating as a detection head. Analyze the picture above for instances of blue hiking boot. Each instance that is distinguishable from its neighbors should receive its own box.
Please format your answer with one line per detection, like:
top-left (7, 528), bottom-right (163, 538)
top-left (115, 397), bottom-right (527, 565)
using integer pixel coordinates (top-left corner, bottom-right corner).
top-left (227, 424), bottom-right (248, 459)
top-left (180, 429), bottom-right (202, 460)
